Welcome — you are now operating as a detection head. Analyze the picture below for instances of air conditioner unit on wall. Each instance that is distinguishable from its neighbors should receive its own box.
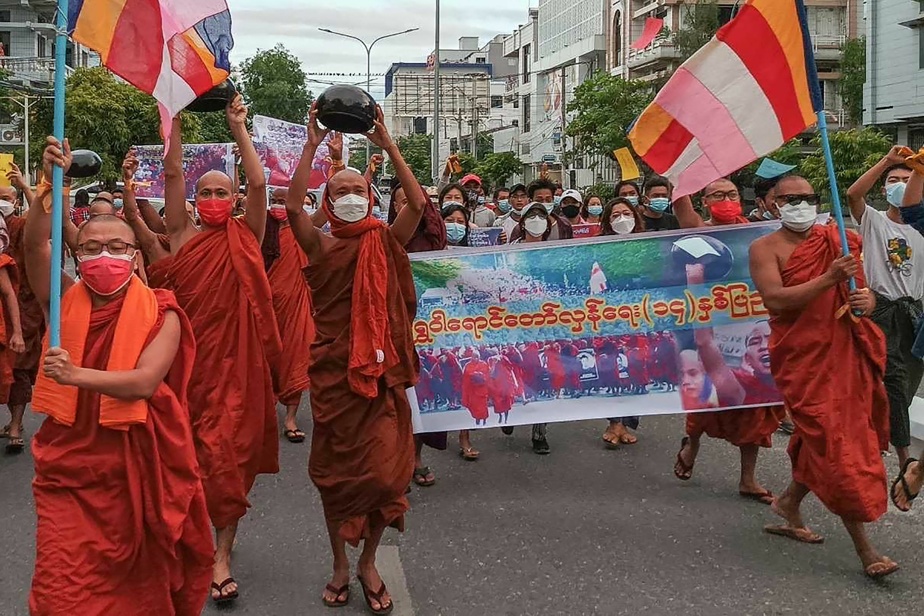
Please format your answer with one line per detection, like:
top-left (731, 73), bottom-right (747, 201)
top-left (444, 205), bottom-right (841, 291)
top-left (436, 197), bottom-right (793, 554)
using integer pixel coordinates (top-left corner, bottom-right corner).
top-left (0, 129), bottom-right (21, 145)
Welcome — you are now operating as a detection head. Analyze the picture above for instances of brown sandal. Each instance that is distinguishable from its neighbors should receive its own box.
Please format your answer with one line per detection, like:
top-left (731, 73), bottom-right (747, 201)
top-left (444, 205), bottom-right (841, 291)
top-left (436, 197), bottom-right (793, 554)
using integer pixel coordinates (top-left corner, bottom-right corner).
top-left (323, 583), bottom-right (350, 608)
top-left (673, 437), bottom-right (694, 480)
top-left (459, 446), bottom-right (479, 461)
top-left (357, 575), bottom-right (393, 615)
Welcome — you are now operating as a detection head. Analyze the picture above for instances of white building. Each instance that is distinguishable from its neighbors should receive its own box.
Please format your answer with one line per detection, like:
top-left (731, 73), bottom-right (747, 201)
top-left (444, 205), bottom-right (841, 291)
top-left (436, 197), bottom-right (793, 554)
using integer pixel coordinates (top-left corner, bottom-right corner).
top-left (383, 36), bottom-right (519, 171)
top-left (863, 0), bottom-right (924, 148)
top-left (608, 0), bottom-right (862, 128)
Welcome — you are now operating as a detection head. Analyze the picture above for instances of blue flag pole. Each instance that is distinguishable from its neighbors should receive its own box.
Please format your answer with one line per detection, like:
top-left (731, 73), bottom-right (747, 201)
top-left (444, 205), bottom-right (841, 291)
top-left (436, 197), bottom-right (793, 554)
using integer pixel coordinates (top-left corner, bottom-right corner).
top-left (49, 0), bottom-right (69, 347)
top-left (816, 109), bottom-right (857, 293)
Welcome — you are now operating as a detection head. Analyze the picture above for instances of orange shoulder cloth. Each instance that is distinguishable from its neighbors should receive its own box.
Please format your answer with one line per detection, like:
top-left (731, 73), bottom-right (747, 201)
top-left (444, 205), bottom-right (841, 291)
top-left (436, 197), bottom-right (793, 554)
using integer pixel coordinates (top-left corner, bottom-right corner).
top-left (32, 276), bottom-right (159, 430)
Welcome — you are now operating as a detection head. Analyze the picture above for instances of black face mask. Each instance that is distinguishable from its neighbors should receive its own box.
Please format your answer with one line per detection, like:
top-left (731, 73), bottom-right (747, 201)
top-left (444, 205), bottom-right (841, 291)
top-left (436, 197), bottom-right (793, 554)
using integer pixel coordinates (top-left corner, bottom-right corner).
top-left (562, 204), bottom-right (581, 218)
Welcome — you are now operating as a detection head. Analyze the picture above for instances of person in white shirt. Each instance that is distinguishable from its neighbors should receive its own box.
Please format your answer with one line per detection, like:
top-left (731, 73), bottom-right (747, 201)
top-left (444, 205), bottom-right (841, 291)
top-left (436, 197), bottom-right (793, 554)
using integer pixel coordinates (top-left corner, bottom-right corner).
top-left (495, 183), bottom-right (529, 242)
top-left (847, 146), bottom-right (924, 468)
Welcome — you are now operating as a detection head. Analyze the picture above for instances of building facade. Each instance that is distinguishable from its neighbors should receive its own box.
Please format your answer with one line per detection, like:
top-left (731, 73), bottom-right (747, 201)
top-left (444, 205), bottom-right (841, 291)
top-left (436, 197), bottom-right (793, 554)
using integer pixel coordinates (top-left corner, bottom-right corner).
top-left (863, 0), bottom-right (924, 148)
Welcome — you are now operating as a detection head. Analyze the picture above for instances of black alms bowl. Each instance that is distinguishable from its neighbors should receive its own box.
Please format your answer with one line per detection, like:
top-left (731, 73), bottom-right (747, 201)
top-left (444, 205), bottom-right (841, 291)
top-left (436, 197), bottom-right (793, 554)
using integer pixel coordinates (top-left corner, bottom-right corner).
top-left (186, 80), bottom-right (239, 113)
top-left (316, 85), bottom-right (377, 134)
top-left (67, 150), bottom-right (102, 179)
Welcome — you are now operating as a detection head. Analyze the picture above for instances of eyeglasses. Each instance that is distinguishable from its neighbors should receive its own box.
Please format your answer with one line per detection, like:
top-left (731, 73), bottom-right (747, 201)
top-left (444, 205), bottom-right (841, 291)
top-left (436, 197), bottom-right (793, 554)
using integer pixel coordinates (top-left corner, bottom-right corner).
top-left (776, 193), bottom-right (821, 206)
top-left (76, 240), bottom-right (137, 256)
top-left (703, 190), bottom-right (740, 203)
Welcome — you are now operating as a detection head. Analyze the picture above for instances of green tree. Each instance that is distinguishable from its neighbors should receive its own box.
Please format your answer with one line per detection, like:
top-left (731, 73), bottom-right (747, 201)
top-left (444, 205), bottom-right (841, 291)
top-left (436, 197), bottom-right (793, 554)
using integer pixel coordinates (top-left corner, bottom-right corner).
top-left (474, 152), bottom-right (522, 188)
top-left (238, 44), bottom-right (313, 124)
top-left (197, 110), bottom-right (234, 143)
top-left (395, 133), bottom-right (433, 185)
top-left (839, 37), bottom-right (866, 126)
top-left (565, 71), bottom-right (654, 163)
top-left (30, 67), bottom-right (202, 181)
top-left (798, 127), bottom-right (891, 205)
top-left (672, 1), bottom-right (722, 63)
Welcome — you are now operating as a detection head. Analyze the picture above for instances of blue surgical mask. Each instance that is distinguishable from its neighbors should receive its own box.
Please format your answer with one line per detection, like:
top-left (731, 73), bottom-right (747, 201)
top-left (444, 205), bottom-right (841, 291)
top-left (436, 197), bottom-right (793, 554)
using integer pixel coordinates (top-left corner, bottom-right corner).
top-left (588, 205), bottom-right (603, 217)
top-left (477, 196), bottom-right (486, 206)
top-left (886, 181), bottom-right (907, 208)
top-left (496, 199), bottom-right (511, 214)
top-left (648, 197), bottom-right (671, 213)
top-left (544, 202), bottom-right (556, 214)
top-left (113, 198), bottom-right (124, 210)
top-left (626, 196), bottom-right (639, 207)
top-left (445, 221), bottom-right (466, 244)
top-left (762, 210), bottom-right (776, 221)
top-left (554, 195), bottom-right (562, 205)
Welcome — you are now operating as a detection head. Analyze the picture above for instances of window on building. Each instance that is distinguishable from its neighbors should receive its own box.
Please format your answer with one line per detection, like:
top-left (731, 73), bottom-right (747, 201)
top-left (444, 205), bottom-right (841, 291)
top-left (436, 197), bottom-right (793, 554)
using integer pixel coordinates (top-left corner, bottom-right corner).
top-left (910, 128), bottom-right (924, 152)
top-left (523, 94), bottom-right (531, 133)
top-left (921, 29), bottom-right (924, 70)
top-left (491, 95), bottom-right (503, 109)
top-left (522, 44), bottom-right (531, 83)
top-left (37, 35), bottom-right (46, 58)
top-left (513, 96), bottom-right (519, 109)
top-left (0, 11), bottom-right (10, 23)
top-left (475, 57), bottom-right (486, 64)
top-left (0, 32), bottom-right (10, 57)
top-left (718, 5), bottom-right (736, 26)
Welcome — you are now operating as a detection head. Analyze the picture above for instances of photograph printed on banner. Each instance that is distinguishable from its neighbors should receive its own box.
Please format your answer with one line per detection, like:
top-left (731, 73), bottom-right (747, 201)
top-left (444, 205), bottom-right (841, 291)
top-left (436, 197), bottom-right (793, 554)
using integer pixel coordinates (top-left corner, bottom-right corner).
top-left (131, 143), bottom-right (235, 200)
top-left (408, 223), bottom-right (783, 433)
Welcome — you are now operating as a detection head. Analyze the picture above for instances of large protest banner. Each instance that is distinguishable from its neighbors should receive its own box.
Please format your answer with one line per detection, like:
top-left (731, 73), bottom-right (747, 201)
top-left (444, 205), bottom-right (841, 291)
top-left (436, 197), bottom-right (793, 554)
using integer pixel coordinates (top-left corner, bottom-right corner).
top-left (409, 224), bottom-right (783, 433)
top-left (253, 115), bottom-right (350, 190)
top-left (132, 143), bottom-right (235, 200)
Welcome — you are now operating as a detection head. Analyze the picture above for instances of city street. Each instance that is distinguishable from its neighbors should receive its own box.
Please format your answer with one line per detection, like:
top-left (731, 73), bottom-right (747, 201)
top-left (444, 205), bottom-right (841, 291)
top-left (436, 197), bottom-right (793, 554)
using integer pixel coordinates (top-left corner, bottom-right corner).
top-left (3, 401), bottom-right (924, 616)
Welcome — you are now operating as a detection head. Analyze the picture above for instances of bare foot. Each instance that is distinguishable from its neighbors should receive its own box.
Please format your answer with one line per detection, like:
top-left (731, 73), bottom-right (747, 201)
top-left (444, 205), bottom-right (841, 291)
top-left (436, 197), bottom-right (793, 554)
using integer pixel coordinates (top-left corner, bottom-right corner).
top-left (357, 561), bottom-right (392, 612)
top-left (322, 567), bottom-right (351, 605)
top-left (674, 437), bottom-right (696, 480)
top-left (739, 482), bottom-right (773, 505)
top-left (891, 459), bottom-right (922, 512)
top-left (211, 560), bottom-right (238, 601)
top-left (765, 495), bottom-right (824, 543)
top-left (602, 422), bottom-right (620, 448)
top-left (613, 423), bottom-right (638, 445)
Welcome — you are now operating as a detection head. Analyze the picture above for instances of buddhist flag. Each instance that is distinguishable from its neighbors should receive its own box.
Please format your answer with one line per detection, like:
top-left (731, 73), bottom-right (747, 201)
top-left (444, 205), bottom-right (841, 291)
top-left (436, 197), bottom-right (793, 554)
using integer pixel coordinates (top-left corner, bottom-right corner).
top-left (628, 0), bottom-right (823, 198)
top-left (67, 0), bottom-right (234, 143)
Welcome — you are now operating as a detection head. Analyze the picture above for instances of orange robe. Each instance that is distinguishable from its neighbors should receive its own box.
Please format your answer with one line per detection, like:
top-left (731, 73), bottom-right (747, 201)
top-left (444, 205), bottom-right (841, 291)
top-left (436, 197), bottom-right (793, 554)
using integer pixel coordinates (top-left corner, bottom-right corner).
top-left (145, 233), bottom-right (174, 290)
top-left (166, 220), bottom-right (282, 528)
top-left (0, 253), bottom-right (17, 402)
top-left (30, 290), bottom-right (214, 615)
top-left (305, 227), bottom-right (416, 546)
top-left (770, 225), bottom-right (888, 522)
top-left (461, 359), bottom-right (490, 421)
top-left (268, 225), bottom-right (314, 405)
top-left (6, 216), bottom-right (44, 404)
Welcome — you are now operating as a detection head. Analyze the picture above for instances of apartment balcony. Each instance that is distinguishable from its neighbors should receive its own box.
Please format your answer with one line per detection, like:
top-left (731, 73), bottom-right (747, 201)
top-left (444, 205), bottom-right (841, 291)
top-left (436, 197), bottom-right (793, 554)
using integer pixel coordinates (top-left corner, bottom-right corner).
top-left (0, 56), bottom-right (73, 90)
top-left (503, 33), bottom-right (520, 58)
top-left (626, 38), bottom-right (681, 70)
top-left (811, 34), bottom-right (846, 62)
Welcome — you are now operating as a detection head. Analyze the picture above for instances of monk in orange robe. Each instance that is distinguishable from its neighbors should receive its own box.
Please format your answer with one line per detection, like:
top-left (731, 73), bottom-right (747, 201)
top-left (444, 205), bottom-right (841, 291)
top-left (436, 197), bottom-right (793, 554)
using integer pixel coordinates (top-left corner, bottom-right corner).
top-left (163, 97), bottom-right (282, 602)
top-left (461, 351), bottom-right (490, 426)
top-left (263, 186), bottom-right (314, 443)
top-left (0, 169), bottom-right (29, 453)
top-left (286, 103), bottom-right (424, 613)
top-left (750, 175), bottom-right (896, 579)
top-left (25, 137), bottom-right (214, 614)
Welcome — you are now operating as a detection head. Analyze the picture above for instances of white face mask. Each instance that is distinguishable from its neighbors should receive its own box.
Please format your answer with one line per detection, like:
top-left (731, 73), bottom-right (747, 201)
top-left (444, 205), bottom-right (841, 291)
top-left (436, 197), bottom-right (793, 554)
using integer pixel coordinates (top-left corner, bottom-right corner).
top-left (0, 200), bottom-right (15, 217)
top-left (611, 214), bottom-right (636, 235)
top-left (524, 216), bottom-right (548, 238)
top-left (778, 201), bottom-right (817, 233)
top-left (330, 193), bottom-right (369, 223)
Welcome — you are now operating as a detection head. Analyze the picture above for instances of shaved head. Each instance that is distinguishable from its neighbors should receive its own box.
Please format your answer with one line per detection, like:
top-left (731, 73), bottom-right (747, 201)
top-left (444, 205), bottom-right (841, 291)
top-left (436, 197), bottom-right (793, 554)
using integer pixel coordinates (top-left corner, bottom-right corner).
top-left (327, 169), bottom-right (368, 203)
top-left (0, 186), bottom-right (17, 203)
top-left (195, 170), bottom-right (234, 200)
top-left (77, 214), bottom-right (136, 243)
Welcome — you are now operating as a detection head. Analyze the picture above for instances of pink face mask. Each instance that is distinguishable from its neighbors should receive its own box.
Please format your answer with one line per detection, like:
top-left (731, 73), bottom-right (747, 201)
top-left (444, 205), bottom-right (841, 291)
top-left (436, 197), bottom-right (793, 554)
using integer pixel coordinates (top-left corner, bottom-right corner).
top-left (78, 252), bottom-right (135, 296)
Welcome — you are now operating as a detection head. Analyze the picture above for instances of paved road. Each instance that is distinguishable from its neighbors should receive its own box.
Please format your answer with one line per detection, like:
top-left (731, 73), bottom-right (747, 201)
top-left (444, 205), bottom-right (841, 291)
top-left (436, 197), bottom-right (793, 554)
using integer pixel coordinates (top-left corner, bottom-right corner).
top-left (3, 401), bottom-right (924, 616)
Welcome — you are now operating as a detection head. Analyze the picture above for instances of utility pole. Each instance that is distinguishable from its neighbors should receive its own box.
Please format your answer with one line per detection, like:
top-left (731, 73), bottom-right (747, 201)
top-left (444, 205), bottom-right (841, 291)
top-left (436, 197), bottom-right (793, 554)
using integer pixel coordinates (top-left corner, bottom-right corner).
top-left (471, 74), bottom-right (478, 161)
top-left (432, 0), bottom-right (441, 182)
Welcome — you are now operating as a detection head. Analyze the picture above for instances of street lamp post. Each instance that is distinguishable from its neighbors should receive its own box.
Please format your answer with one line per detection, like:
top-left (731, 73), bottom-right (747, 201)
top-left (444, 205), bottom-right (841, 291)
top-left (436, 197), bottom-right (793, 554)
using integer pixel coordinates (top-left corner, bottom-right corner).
top-left (318, 26), bottom-right (420, 165)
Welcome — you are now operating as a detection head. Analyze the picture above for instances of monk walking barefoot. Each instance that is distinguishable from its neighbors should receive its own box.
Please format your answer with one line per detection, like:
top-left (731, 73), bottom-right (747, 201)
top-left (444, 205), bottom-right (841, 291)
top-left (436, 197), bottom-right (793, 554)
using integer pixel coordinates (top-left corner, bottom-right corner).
top-left (164, 96), bottom-right (283, 603)
top-left (25, 138), bottom-right (214, 614)
top-left (750, 175), bottom-right (898, 579)
top-left (286, 103), bottom-right (423, 613)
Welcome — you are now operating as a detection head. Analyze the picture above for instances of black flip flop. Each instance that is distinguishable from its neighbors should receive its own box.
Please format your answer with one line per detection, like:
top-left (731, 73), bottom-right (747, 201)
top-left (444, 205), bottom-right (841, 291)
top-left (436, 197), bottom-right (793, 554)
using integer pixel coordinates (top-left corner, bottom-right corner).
top-left (4, 436), bottom-right (24, 455)
top-left (323, 583), bottom-right (350, 608)
top-left (357, 575), bottom-right (394, 615)
top-left (890, 457), bottom-right (920, 512)
top-left (211, 577), bottom-right (239, 604)
top-left (674, 436), bottom-right (694, 481)
top-left (284, 428), bottom-right (306, 443)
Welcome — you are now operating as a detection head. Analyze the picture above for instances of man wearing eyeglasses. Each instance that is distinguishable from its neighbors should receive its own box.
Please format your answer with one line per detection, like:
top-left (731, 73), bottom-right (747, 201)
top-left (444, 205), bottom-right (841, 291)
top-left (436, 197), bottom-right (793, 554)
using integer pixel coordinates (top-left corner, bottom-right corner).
top-left (672, 180), bottom-right (785, 506)
top-left (749, 175), bottom-right (897, 579)
top-left (846, 146), bottom-right (924, 471)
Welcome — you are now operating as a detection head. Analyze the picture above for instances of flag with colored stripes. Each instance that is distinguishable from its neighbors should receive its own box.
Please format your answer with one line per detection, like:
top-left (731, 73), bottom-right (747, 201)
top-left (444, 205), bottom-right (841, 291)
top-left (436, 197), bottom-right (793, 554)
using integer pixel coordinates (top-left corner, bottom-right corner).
top-left (628, 0), bottom-right (822, 198)
top-left (68, 0), bottom-right (234, 142)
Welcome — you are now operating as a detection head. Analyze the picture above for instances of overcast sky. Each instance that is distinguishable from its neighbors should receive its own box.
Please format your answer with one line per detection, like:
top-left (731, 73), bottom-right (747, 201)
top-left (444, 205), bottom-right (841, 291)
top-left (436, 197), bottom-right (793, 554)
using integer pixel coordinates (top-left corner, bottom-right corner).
top-left (225, 1), bottom-right (534, 97)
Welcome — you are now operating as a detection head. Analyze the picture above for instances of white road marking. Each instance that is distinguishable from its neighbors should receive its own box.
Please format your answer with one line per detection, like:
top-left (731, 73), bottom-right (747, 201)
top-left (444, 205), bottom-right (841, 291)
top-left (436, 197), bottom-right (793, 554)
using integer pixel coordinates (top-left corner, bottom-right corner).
top-left (376, 545), bottom-right (415, 616)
